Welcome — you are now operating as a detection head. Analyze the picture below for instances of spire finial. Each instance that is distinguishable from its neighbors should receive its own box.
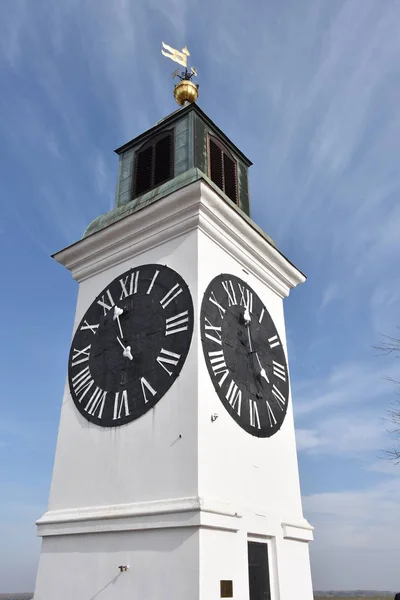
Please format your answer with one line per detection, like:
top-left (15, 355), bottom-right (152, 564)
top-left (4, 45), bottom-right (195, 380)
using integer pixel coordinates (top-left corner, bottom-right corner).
top-left (161, 41), bottom-right (199, 106)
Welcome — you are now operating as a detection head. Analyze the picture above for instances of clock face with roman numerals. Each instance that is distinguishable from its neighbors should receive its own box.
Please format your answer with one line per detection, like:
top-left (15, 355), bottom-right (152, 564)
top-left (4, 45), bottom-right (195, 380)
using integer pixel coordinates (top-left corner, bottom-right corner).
top-left (201, 274), bottom-right (289, 437)
top-left (68, 264), bottom-right (193, 427)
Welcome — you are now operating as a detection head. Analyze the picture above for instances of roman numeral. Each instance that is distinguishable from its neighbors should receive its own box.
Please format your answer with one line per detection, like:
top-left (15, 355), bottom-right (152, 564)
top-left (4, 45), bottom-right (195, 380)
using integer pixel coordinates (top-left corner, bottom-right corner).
top-left (140, 377), bottom-right (157, 404)
top-left (221, 280), bottom-right (237, 306)
top-left (119, 271), bottom-right (139, 299)
top-left (238, 284), bottom-right (253, 313)
top-left (259, 308), bottom-right (265, 324)
top-left (268, 335), bottom-right (280, 349)
top-left (147, 270), bottom-right (160, 295)
top-left (113, 390), bottom-right (130, 420)
top-left (271, 384), bottom-right (286, 410)
top-left (209, 292), bottom-right (226, 319)
top-left (71, 345), bottom-right (91, 366)
top-left (157, 349), bottom-right (181, 376)
top-left (226, 381), bottom-right (242, 416)
top-left (272, 361), bottom-right (286, 382)
top-left (71, 366), bottom-right (94, 401)
top-left (97, 289), bottom-right (115, 316)
top-left (84, 386), bottom-right (107, 418)
top-left (209, 291), bottom-right (226, 319)
top-left (249, 399), bottom-right (261, 429)
top-left (208, 350), bottom-right (229, 387)
top-left (160, 283), bottom-right (183, 308)
top-left (165, 311), bottom-right (189, 336)
top-left (266, 400), bottom-right (277, 427)
top-left (204, 317), bottom-right (222, 345)
top-left (70, 367), bottom-right (107, 421)
top-left (80, 320), bottom-right (99, 335)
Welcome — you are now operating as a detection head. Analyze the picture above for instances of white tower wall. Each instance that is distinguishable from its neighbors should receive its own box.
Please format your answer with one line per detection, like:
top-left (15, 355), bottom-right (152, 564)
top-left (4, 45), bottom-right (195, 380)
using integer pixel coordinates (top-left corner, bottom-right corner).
top-left (33, 180), bottom-right (313, 600)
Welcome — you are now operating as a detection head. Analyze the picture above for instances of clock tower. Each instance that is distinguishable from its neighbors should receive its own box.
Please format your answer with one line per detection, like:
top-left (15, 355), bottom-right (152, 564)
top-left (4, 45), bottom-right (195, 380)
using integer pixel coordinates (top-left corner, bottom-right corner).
top-left (33, 50), bottom-right (314, 600)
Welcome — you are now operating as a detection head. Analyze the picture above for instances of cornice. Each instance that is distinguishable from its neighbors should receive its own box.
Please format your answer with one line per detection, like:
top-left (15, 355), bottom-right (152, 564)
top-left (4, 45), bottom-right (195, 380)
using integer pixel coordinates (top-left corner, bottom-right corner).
top-left (36, 496), bottom-right (242, 537)
top-left (197, 183), bottom-right (305, 297)
top-left (53, 180), bottom-right (305, 298)
top-left (36, 496), bottom-right (313, 541)
top-left (53, 184), bottom-right (201, 282)
top-left (281, 519), bottom-right (314, 542)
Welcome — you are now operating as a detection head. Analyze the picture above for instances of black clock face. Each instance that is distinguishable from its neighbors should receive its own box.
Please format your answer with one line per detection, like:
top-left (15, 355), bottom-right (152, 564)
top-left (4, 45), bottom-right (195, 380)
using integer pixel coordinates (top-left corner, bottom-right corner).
top-left (68, 264), bottom-right (193, 427)
top-left (201, 274), bottom-right (289, 437)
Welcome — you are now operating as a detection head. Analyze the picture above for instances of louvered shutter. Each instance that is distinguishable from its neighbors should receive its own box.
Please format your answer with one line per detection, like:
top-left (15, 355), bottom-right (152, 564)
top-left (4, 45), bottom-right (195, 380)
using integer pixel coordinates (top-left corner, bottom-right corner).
top-left (134, 146), bottom-right (153, 197)
top-left (223, 153), bottom-right (237, 203)
top-left (133, 131), bottom-right (174, 199)
top-left (209, 136), bottom-right (238, 204)
top-left (154, 134), bottom-right (173, 186)
top-left (209, 138), bottom-right (224, 190)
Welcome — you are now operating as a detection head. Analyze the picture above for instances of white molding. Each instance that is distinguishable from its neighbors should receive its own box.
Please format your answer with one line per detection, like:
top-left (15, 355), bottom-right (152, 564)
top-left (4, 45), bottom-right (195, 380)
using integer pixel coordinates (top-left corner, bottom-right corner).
top-left (281, 519), bottom-right (314, 542)
top-left (36, 496), bottom-right (242, 537)
top-left (53, 181), bottom-right (305, 298)
top-left (197, 184), bottom-right (303, 297)
top-left (36, 494), bottom-right (314, 543)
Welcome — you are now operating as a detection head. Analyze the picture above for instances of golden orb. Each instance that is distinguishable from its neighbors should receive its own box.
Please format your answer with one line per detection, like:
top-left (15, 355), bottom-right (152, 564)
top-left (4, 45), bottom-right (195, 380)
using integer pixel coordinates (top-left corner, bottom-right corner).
top-left (174, 79), bottom-right (198, 106)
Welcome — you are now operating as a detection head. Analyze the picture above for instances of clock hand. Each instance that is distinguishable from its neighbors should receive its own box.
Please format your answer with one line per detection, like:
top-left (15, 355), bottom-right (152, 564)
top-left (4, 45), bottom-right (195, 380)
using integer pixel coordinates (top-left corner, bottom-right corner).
top-left (245, 324), bottom-right (263, 397)
top-left (255, 352), bottom-right (270, 384)
top-left (114, 307), bottom-right (133, 359)
top-left (123, 346), bottom-right (133, 360)
top-left (117, 336), bottom-right (133, 361)
top-left (243, 305), bottom-right (251, 326)
top-left (246, 325), bottom-right (253, 352)
top-left (113, 306), bottom-right (124, 339)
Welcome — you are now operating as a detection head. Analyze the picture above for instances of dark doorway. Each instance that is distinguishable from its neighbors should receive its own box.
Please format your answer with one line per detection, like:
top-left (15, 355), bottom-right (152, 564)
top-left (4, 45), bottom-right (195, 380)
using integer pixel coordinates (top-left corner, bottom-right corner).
top-left (248, 541), bottom-right (271, 600)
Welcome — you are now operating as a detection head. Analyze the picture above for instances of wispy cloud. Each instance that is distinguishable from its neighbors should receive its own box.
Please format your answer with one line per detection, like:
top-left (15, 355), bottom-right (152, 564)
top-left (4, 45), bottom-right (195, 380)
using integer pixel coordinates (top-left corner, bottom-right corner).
top-left (296, 414), bottom-right (386, 457)
top-left (318, 282), bottom-right (342, 312)
top-left (365, 459), bottom-right (400, 477)
top-left (0, 0), bottom-right (29, 68)
top-left (240, 1), bottom-right (400, 338)
top-left (0, 0), bottom-right (189, 250)
top-left (296, 428), bottom-right (327, 452)
top-left (294, 360), bottom-right (398, 417)
top-left (304, 479), bottom-right (400, 589)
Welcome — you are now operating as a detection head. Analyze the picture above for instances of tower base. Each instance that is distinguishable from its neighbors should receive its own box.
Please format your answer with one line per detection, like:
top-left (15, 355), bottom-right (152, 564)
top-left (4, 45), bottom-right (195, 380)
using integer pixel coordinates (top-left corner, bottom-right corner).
top-left (34, 497), bottom-right (313, 600)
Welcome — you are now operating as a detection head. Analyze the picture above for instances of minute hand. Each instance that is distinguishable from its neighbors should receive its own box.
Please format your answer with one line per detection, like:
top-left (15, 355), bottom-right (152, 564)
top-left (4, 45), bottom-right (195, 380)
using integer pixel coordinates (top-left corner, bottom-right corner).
top-left (246, 326), bottom-right (253, 352)
top-left (113, 306), bottom-right (124, 338)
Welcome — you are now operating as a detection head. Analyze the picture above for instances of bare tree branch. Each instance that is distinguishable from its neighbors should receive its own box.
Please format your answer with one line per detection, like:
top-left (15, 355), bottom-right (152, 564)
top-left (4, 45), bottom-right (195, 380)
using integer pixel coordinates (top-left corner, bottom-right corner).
top-left (373, 329), bottom-right (400, 356)
top-left (375, 336), bottom-right (400, 463)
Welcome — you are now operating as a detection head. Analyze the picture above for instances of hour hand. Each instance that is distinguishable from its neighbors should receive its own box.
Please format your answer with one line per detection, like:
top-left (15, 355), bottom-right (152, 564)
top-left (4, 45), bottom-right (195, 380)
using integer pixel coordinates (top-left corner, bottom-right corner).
top-left (243, 306), bottom-right (251, 326)
top-left (123, 346), bottom-right (133, 360)
top-left (117, 336), bottom-right (133, 360)
top-left (255, 352), bottom-right (270, 383)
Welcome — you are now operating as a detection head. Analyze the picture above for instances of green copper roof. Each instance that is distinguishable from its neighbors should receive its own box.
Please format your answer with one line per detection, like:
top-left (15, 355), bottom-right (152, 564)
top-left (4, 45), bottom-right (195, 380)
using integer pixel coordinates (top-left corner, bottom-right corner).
top-left (114, 103), bottom-right (252, 167)
top-left (82, 168), bottom-right (277, 249)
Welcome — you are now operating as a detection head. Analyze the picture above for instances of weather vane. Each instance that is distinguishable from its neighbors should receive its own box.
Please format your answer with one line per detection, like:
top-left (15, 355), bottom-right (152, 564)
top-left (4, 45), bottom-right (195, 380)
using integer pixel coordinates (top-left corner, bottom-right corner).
top-left (161, 41), bottom-right (199, 106)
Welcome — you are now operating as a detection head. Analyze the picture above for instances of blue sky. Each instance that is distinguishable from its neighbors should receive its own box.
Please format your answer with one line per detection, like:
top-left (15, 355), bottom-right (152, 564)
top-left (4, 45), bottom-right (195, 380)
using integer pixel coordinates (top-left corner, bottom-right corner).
top-left (1, 0), bottom-right (400, 593)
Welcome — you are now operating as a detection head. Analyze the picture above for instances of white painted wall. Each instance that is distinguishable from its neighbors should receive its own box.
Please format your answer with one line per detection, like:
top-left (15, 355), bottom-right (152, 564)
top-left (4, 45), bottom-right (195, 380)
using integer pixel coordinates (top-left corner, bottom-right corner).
top-left (34, 528), bottom-right (200, 600)
top-left (199, 527), bottom-right (249, 600)
top-left (197, 230), bottom-right (305, 522)
top-left (276, 538), bottom-right (314, 599)
top-left (48, 231), bottom-right (199, 512)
